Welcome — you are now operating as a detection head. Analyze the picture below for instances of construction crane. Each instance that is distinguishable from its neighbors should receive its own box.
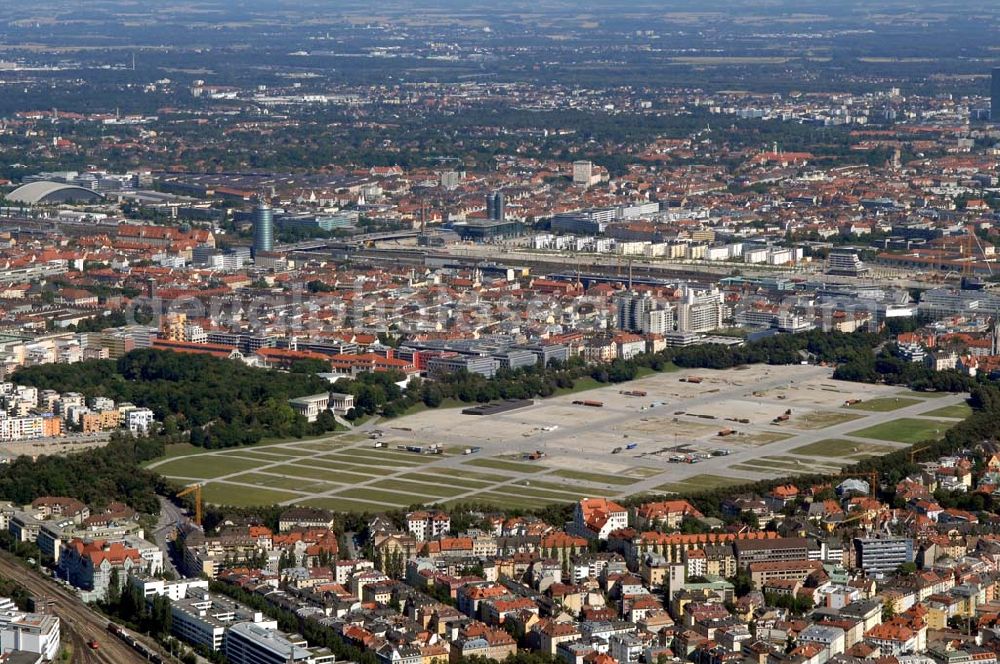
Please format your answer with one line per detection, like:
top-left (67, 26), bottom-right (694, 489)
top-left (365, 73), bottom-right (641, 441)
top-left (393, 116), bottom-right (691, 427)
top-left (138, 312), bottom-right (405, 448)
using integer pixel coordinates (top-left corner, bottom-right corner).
top-left (818, 471), bottom-right (882, 533)
top-left (176, 483), bottom-right (203, 526)
top-left (824, 507), bottom-right (876, 533)
top-left (959, 232), bottom-right (993, 282)
top-left (910, 445), bottom-right (932, 464)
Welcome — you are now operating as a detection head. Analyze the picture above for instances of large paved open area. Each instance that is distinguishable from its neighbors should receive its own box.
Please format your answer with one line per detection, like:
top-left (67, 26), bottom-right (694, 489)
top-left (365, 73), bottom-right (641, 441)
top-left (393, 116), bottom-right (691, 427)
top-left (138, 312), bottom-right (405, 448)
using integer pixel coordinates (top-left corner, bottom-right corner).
top-left (146, 364), bottom-right (969, 511)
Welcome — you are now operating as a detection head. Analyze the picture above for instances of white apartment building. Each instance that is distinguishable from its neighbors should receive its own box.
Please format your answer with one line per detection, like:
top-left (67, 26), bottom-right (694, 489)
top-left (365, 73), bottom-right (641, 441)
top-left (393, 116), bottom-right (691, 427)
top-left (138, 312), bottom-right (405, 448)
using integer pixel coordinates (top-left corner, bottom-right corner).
top-left (125, 408), bottom-right (156, 434)
top-left (0, 597), bottom-right (60, 661)
top-left (0, 415), bottom-right (44, 442)
top-left (131, 575), bottom-right (210, 601)
top-left (798, 624), bottom-right (846, 659)
top-left (676, 287), bottom-right (724, 333)
top-left (406, 510), bottom-right (451, 542)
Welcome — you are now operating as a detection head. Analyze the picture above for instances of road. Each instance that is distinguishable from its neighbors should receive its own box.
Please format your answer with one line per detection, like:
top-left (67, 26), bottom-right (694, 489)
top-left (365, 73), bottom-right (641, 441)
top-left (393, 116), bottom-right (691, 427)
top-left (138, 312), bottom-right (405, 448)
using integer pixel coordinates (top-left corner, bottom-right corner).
top-left (0, 551), bottom-right (147, 664)
top-left (153, 496), bottom-right (185, 578)
top-left (342, 532), bottom-right (360, 559)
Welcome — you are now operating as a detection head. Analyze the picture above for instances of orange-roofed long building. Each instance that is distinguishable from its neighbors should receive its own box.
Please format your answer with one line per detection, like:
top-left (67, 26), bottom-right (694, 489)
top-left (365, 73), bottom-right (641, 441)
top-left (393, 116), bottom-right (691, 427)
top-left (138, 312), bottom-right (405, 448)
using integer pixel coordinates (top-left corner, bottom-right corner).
top-left (328, 353), bottom-right (417, 377)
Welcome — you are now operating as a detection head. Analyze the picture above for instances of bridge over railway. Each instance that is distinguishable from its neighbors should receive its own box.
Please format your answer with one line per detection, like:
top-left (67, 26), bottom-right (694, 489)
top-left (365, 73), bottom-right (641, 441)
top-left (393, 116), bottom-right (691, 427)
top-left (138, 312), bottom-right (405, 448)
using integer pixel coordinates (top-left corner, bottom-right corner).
top-left (275, 228), bottom-right (422, 252)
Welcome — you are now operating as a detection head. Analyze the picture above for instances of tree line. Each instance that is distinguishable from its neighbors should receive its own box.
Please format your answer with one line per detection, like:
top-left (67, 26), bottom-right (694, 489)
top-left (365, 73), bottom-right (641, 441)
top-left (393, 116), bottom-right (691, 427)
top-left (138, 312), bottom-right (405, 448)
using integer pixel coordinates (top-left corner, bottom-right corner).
top-left (0, 431), bottom-right (165, 514)
top-left (13, 349), bottom-right (337, 449)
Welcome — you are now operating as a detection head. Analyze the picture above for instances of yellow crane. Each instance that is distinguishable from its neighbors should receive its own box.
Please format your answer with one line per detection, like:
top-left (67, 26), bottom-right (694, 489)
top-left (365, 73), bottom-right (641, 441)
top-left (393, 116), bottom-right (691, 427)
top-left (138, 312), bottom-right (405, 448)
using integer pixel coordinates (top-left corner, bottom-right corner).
top-left (824, 508), bottom-right (875, 533)
top-left (819, 471), bottom-right (881, 532)
top-left (176, 483), bottom-right (203, 526)
top-left (910, 445), bottom-right (932, 464)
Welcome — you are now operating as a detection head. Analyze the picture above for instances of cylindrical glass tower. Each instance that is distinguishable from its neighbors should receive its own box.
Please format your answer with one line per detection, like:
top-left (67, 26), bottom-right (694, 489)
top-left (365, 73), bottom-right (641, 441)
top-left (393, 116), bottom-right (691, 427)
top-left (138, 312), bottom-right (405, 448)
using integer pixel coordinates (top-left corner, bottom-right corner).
top-left (252, 199), bottom-right (274, 256)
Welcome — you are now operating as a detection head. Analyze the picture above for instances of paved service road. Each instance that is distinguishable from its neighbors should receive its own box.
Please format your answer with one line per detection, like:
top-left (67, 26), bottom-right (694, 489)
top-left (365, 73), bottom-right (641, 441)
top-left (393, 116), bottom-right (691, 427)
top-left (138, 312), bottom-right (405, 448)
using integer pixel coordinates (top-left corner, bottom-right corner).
top-left (153, 496), bottom-right (185, 578)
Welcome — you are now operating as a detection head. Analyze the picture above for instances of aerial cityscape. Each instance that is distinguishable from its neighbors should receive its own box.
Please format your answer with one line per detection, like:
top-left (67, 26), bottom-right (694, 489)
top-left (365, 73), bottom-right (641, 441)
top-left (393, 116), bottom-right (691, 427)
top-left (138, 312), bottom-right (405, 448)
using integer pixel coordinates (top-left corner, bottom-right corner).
top-left (2, 1), bottom-right (1000, 663)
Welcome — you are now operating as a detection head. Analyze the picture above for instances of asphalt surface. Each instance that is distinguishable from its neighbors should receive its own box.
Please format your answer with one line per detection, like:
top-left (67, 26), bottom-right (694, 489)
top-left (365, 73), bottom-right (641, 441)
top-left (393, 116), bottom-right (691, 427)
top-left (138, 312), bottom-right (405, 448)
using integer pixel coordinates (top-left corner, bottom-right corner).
top-left (153, 496), bottom-right (186, 578)
top-left (148, 366), bottom-right (967, 509)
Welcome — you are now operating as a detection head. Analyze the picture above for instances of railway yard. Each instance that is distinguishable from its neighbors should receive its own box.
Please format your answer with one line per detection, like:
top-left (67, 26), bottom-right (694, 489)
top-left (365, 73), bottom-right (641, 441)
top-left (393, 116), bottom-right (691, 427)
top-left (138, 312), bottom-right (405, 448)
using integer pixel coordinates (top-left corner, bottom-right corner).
top-left (0, 551), bottom-right (168, 663)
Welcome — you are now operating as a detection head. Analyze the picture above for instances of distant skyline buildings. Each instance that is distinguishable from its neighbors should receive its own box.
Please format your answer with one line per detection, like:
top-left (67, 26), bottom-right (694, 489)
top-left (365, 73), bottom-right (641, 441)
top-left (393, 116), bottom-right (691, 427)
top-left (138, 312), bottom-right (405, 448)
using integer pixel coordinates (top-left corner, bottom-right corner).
top-left (992, 68), bottom-right (1000, 121)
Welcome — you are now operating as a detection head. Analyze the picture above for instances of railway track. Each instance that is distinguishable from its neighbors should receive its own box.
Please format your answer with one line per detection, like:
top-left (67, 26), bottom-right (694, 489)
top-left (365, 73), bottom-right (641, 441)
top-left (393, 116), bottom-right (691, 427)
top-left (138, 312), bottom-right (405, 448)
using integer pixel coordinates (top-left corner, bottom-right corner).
top-left (0, 551), bottom-right (152, 664)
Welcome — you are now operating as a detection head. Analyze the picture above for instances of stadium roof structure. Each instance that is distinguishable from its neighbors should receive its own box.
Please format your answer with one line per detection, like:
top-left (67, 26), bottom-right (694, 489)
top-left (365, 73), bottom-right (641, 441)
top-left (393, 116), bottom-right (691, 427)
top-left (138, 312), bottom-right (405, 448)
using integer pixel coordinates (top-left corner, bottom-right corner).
top-left (6, 181), bottom-right (104, 204)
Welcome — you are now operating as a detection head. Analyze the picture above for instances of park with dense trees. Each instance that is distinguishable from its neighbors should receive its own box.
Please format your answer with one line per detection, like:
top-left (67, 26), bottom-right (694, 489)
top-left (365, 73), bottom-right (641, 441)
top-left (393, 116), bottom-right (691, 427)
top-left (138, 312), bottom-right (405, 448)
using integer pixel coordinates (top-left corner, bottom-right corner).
top-left (12, 349), bottom-right (337, 449)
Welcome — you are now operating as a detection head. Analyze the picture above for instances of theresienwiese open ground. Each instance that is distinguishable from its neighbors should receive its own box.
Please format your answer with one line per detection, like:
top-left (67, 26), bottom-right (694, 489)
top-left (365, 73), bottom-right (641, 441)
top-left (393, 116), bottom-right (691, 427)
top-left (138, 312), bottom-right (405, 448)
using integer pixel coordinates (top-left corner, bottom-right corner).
top-left (146, 364), bottom-right (968, 511)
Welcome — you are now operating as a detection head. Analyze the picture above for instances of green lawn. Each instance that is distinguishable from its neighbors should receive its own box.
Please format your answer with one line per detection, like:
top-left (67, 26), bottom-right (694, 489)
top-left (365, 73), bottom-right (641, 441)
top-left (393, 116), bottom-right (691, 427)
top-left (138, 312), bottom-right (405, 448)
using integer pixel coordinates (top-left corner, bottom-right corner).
top-left (454, 470), bottom-right (512, 482)
top-left (464, 458), bottom-right (547, 474)
top-left (549, 469), bottom-right (635, 486)
top-left (729, 459), bottom-right (845, 474)
top-left (155, 443), bottom-right (209, 460)
top-left (403, 469), bottom-right (512, 484)
top-left (304, 497), bottom-right (393, 513)
top-left (351, 448), bottom-right (433, 461)
top-left (225, 472), bottom-right (337, 491)
top-left (246, 447), bottom-right (315, 457)
top-left (764, 456), bottom-right (846, 471)
top-left (897, 390), bottom-right (950, 399)
top-left (655, 474), bottom-right (751, 494)
top-left (228, 450), bottom-right (294, 463)
top-left (849, 418), bottom-right (953, 444)
top-left (296, 441), bottom-right (354, 452)
top-left (513, 478), bottom-right (599, 494)
top-left (742, 431), bottom-right (793, 445)
top-left (448, 492), bottom-right (564, 510)
top-left (845, 397), bottom-right (921, 412)
top-left (398, 472), bottom-right (496, 490)
top-left (784, 412), bottom-right (862, 430)
top-left (367, 479), bottom-right (468, 499)
top-left (553, 376), bottom-right (603, 396)
top-left (623, 467), bottom-right (663, 479)
top-left (731, 463), bottom-right (786, 474)
top-left (396, 398), bottom-right (466, 418)
top-left (281, 463), bottom-right (375, 484)
top-left (731, 459), bottom-right (817, 473)
top-left (503, 485), bottom-right (589, 502)
top-left (201, 483), bottom-right (301, 506)
top-left (791, 439), bottom-right (903, 458)
top-left (925, 403), bottom-right (973, 419)
top-left (308, 459), bottom-right (397, 476)
top-left (154, 455), bottom-right (263, 479)
top-left (336, 487), bottom-right (423, 506)
top-left (323, 451), bottom-right (424, 466)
